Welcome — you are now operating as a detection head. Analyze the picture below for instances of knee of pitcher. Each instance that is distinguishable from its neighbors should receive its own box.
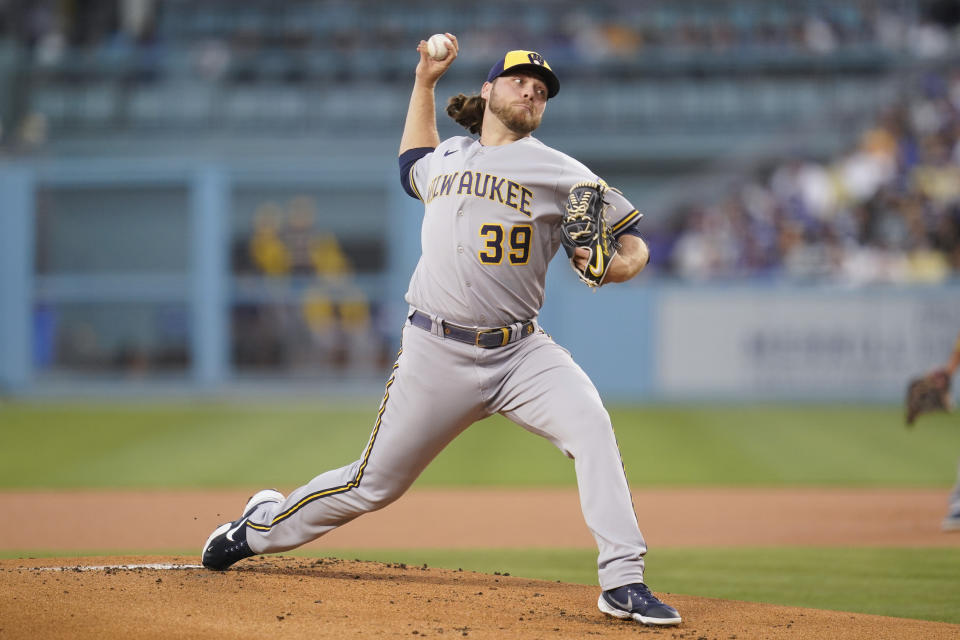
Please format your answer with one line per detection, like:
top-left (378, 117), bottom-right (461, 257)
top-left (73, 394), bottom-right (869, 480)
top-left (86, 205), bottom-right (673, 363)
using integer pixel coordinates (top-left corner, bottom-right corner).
top-left (356, 484), bottom-right (407, 511)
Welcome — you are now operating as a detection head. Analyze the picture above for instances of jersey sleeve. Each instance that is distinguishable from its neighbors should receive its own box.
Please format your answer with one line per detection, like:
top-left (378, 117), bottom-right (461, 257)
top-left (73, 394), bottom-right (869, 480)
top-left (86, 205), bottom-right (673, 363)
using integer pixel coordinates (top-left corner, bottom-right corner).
top-left (553, 151), bottom-right (643, 235)
top-left (615, 218), bottom-right (644, 238)
top-left (399, 146), bottom-right (434, 200)
top-left (603, 189), bottom-right (644, 237)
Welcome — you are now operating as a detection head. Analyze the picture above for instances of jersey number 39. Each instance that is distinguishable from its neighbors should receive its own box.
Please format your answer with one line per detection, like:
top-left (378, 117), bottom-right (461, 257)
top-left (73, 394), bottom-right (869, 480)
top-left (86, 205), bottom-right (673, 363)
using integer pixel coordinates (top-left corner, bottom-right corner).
top-left (478, 224), bottom-right (532, 265)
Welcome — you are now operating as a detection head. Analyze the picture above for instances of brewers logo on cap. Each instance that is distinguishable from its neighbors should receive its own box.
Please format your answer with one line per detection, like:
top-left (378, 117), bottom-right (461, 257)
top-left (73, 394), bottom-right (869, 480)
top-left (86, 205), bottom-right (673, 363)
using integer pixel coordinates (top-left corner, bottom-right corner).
top-left (487, 50), bottom-right (560, 98)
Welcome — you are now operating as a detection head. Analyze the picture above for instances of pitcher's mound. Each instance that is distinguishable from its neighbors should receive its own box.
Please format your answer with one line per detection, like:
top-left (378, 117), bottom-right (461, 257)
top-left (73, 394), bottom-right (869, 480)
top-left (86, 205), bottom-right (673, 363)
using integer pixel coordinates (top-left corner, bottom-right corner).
top-left (2, 556), bottom-right (957, 639)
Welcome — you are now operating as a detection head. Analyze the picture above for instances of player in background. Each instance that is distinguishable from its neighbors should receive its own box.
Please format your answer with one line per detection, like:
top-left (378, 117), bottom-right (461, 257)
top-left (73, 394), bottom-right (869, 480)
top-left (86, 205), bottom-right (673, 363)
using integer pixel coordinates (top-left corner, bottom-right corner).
top-left (939, 329), bottom-right (960, 531)
top-left (201, 34), bottom-right (681, 627)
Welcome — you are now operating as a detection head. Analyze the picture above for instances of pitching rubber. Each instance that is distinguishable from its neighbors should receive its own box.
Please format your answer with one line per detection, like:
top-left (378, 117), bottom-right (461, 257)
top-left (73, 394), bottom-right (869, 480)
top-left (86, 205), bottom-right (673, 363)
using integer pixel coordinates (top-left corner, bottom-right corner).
top-left (597, 594), bottom-right (682, 626)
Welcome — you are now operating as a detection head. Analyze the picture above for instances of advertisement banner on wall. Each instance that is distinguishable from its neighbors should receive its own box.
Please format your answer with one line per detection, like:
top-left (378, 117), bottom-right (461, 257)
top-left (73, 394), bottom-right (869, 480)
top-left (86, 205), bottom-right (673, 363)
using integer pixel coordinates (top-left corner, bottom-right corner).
top-left (657, 287), bottom-right (960, 400)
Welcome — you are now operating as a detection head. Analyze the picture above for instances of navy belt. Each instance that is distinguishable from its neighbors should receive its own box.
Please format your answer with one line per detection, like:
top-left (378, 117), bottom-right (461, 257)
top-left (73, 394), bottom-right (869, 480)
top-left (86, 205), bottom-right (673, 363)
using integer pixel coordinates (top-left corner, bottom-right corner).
top-left (410, 310), bottom-right (535, 349)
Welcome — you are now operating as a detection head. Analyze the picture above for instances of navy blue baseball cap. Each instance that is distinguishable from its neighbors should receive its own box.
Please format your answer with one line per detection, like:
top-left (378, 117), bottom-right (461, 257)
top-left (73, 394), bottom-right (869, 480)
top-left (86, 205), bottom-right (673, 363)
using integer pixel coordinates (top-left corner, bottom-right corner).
top-left (486, 50), bottom-right (560, 98)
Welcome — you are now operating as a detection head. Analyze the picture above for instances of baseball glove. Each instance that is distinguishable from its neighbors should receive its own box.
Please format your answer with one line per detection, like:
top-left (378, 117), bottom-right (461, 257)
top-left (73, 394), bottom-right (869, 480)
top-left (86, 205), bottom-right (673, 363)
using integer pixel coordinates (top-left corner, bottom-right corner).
top-left (905, 369), bottom-right (953, 427)
top-left (560, 180), bottom-right (621, 288)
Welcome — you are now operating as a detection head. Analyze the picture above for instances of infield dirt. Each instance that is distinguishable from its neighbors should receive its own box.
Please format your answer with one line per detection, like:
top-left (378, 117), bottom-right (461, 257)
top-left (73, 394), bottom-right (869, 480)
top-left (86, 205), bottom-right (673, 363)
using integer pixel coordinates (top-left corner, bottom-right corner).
top-left (1, 487), bottom-right (959, 639)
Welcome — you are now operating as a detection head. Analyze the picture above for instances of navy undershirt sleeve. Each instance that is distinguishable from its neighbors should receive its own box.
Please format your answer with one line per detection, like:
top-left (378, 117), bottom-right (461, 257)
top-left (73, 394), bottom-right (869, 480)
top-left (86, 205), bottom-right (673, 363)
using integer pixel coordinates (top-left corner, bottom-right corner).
top-left (617, 220), bottom-right (644, 238)
top-left (399, 147), bottom-right (435, 199)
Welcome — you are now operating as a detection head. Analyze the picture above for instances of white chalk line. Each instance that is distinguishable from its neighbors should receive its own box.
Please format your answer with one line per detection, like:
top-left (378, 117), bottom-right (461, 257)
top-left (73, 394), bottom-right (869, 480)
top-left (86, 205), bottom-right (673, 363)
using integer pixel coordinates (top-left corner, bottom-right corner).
top-left (31, 563), bottom-right (204, 572)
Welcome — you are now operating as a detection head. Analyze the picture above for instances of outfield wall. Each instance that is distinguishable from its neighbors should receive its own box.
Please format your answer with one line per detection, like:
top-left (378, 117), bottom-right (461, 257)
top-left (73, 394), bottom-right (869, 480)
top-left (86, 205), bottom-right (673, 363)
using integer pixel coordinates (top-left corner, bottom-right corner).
top-left (538, 275), bottom-right (960, 403)
top-left (654, 285), bottom-right (960, 402)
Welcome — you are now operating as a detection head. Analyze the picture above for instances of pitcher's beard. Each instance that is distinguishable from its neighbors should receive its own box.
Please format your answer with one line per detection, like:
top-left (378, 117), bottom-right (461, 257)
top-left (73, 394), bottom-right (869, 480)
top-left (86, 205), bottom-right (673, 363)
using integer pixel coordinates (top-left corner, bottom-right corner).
top-left (488, 93), bottom-right (540, 136)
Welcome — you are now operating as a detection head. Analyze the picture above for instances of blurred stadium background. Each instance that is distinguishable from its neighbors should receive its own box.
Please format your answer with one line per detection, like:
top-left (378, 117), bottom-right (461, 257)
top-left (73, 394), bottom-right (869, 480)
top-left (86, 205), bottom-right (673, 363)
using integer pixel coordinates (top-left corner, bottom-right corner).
top-left (1, 0), bottom-right (959, 402)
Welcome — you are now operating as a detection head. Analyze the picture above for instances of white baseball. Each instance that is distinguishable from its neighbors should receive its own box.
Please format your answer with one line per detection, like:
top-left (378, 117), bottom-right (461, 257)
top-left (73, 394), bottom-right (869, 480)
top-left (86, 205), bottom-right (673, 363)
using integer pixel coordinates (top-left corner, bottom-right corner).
top-left (426, 34), bottom-right (451, 61)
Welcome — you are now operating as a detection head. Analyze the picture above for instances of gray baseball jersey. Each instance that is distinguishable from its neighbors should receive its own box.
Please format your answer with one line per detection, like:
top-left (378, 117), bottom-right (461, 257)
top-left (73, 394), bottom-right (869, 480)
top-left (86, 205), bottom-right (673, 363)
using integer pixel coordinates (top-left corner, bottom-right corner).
top-left (243, 134), bottom-right (650, 591)
top-left (405, 135), bottom-right (641, 326)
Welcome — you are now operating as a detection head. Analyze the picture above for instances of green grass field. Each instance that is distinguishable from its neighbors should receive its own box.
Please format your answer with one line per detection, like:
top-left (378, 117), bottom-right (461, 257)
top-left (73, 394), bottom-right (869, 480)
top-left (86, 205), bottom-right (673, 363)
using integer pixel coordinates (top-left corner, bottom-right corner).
top-left (311, 547), bottom-right (960, 624)
top-left (2, 401), bottom-right (959, 623)
top-left (1, 402), bottom-right (957, 488)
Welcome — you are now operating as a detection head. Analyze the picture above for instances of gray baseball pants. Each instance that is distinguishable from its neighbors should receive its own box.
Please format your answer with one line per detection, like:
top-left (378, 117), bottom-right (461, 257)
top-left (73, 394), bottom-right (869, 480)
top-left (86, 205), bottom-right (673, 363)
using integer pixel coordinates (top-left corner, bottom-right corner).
top-left (246, 314), bottom-right (647, 590)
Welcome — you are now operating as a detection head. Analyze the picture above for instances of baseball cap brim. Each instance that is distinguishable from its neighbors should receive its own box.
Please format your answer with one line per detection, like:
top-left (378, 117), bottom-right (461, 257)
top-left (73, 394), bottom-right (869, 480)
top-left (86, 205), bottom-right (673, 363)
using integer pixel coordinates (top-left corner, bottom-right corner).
top-left (487, 50), bottom-right (559, 98)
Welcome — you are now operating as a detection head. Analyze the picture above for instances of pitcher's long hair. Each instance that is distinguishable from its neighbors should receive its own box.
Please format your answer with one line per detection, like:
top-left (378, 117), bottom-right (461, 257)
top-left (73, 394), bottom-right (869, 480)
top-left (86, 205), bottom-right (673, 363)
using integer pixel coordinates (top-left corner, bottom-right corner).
top-left (446, 93), bottom-right (486, 135)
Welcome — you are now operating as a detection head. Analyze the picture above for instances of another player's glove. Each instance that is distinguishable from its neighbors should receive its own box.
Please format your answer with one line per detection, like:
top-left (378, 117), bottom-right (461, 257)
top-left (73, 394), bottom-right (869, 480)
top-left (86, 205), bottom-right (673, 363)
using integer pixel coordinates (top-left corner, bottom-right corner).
top-left (560, 180), bottom-right (621, 288)
top-left (905, 369), bottom-right (953, 427)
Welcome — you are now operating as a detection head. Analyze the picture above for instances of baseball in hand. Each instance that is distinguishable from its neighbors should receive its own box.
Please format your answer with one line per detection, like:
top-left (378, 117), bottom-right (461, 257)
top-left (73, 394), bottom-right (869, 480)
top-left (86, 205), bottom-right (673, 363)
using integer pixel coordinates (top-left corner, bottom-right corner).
top-left (426, 34), bottom-right (451, 60)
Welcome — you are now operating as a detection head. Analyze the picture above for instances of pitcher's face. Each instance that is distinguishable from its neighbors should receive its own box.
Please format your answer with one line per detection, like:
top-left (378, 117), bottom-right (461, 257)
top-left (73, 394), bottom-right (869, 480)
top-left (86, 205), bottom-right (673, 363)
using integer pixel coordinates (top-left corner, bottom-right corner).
top-left (483, 72), bottom-right (548, 136)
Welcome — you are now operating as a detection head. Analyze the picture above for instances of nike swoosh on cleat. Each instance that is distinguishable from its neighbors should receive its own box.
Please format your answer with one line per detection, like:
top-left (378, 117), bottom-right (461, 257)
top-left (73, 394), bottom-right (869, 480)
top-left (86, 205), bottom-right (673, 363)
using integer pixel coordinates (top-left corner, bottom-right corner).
top-left (225, 519), bottom-right (247, 542)
top-left (609, 593), bottom-right (633, 611)
top-left (444, 150), bottom-right (457, 156)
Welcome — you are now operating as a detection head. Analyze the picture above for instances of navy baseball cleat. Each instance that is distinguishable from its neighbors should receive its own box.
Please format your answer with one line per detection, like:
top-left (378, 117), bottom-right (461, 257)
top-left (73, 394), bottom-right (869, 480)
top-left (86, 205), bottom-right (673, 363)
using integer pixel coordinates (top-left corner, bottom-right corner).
top-left (943, 508), bottom-right (960, 532)
top-left (202, 489), bottom-right (284, 571)
top-left (598, 583), bottom-right (682, 626)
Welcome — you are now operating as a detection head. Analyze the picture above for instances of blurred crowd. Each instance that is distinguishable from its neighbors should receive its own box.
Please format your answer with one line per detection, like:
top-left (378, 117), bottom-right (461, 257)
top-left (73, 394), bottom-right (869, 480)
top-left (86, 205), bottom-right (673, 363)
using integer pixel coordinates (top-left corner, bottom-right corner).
top-left (230, 195), bottom-right (393, 374)
top-left (660, 70), bottom-right (960, 284)
top-left (0, 0), bottom-right (158, 62)
top-left (2, 0), bottom-right (959, 287)
top-left (1, 0), bottom-right (959, 79)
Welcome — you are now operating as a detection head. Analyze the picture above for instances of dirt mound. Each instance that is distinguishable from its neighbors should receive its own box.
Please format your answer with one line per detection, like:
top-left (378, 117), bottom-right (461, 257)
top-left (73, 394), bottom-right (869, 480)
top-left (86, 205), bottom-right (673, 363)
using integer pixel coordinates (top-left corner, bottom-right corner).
top-left (3, 488), bottom-right (957, 551)
top-left (2, 556), bottom-right (957, 640)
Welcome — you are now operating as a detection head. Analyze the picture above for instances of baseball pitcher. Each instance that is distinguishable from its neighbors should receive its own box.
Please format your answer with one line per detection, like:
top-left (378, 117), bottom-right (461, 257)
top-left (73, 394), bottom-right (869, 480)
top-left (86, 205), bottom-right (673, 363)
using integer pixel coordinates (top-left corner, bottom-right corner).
top-left (201, 34), bottom-right (681, 627)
